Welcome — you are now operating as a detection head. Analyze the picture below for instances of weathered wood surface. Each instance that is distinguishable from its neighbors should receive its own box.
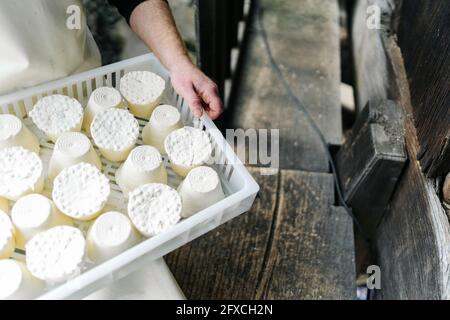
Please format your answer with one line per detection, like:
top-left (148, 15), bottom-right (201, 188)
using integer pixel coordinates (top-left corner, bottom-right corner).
top-left (166, 167), bottom-right (355, 299)
top-left (350, 0), bottom-right (396, 113)
top-left (336, 100), bottom-right (406, 236)
top-left (372, 38), bottom-right (450, 300)
top-left (396, 0), bottom-right (450, 178)
top-left (351, 0), bottom-right (450, 297)
top-left (228, 0), bottom-right (342, 172)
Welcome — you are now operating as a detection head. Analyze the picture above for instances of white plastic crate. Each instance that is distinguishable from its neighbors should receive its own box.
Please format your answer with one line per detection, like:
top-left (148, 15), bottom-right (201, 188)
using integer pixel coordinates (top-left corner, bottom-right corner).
top-left (0, 53), bottom-right (259, 300)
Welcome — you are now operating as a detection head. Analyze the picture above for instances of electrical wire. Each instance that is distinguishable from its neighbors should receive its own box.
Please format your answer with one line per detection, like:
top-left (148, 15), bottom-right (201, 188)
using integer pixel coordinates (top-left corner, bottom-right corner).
top-left (255, 2), bottom-right (368, 239)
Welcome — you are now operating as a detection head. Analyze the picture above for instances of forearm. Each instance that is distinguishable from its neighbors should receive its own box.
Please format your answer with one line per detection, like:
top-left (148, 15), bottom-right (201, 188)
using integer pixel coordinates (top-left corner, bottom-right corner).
top-left (130, 0), bottom-right (192, 72)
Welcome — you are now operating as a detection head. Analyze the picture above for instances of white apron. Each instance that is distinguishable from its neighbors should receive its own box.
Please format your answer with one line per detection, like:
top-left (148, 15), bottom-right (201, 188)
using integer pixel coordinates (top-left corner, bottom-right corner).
top-left (0, 0), bottom-right (101, 95)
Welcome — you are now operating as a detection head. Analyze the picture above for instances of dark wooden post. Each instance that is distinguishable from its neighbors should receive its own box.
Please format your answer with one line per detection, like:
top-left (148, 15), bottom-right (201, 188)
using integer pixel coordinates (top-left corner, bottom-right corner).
top-left (194, 0), bottom-right (246, 101)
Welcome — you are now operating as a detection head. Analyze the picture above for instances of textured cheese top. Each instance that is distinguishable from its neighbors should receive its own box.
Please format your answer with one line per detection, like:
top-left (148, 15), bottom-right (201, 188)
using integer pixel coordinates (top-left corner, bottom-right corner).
top-left (0, 260), bottom-right (23, 299)
top-left (29, 95), bottom-right (83, 136)
top-left (0, 210), bottom-right (14, 256)
top-left (90, 87), bottom-right (123, 109)
top-left (53, 162), bottom-right (110, 220)
top-left (128, 183), bottom-right (182, 237)
top-left (151, 105), bottom-right (181, 127)
top-left (129, 145), bottom-right (162, 172)
top-left (165, 127), bottom-right (212, 167)
top-left (91, 108), bottom-right (139, 151)
top-left (0, 147), bottom-right (43, 200)
top-left (187, 166), bottom-right (221, 193)
top-left (119, 71), bottom-right (165, 105)
top-left (90, 211), bottom-right (134, 248)
top-left (11, 194), bottom-right (52, 229)
top-left (55, 132), bottom-right (91, 158)
top-left (26, 226), bottom-right (86, 283)
top-left (0, 114), bottom-right (22, 141)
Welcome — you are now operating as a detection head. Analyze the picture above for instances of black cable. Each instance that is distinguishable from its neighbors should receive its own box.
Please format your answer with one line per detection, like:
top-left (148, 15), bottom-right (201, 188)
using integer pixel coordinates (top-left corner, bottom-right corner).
top-left (256, 2), bottom-right (368, 240)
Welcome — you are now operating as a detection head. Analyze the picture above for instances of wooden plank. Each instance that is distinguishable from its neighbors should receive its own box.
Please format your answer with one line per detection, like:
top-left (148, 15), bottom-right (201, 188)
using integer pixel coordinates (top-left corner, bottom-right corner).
top-left (396, 0), bottom-right (450, 178)
top-left (228, 0), bottom-right (342, 172)
top-left (336, 100), bottom-right (407, 236)
top-left (165, 167), bottom-right (277, 299)
top-left (351, 0), bottom-right (450, 299)
top-left (372, 37), bottom-right (450, 300)
top-left (166, 167), bottom-right (356, 299)
top-left (257, 171), bottom-right (355, 300)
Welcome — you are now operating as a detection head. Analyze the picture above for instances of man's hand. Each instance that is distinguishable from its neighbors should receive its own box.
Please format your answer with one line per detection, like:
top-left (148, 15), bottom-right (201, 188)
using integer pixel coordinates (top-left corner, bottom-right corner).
top-left (130, 0), bottom-right (223, 120)
top-left (170, 60), bottom-right (223, 119)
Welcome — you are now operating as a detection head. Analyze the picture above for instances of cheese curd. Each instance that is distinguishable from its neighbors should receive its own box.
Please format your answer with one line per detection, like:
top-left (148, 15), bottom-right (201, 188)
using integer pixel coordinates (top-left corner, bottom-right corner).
top-left (0, 260), bottom-right (44, 300)
top-left (165, 127), bottom-right (212, 177)
top-left (128, 183), bottom-right (182, 237)
top-left (29, 95), bottom-right (83, 142)
top-left (53, 162), bottom-right (110, 221)
top-left (91, 108), bottom-right (139, 162)
top-left (0, 210), bottom-right (15, 259)
top-left (0, 147), bottom-right (44, 201)
top-left (119, 71), bottom-right (165, 119)
top-left (26, 226), bottom-right (86, 283)
top-left (0, 114), bottom-right (40, 154)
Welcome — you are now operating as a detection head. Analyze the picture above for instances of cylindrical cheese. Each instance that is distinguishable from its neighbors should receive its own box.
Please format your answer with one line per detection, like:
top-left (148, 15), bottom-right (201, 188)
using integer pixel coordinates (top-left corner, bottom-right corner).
top-left (178, 166), bottom-right (225, 218)
top-left (0, 260), bottom-right (45, 300)
top-left (53, 162), bottom-right (111, 221)
top-left (0, 210), bottom-right (15, 259)
top-left (87, 211), bottom-right (139, 263)
top-left (48, 132), bottom-right (102, 180)
top-left (83, 87), bottom-right (124, 135)
top-left (91, 108), bottom-right (140, 162)
top-left (142, 105), bottom-right (182, 153)
top-left (0, 147), bottom-right (44, 201)
top-left (26, 226), bottom-right (86, 284)
top-left (116, 145), bottom-right (167, 197)
top-left (29, 95), bottom-right (84, 143)
top-left (165, 127), bottom-right (213, 177)
top-left (128, 183), bottom-right (182, 237)
top-left (11, 194), bottom-right (73, 249)
top-left (0, 197), bottom-right (8, 213)
top-left (119, 71), bottom-right (166, 119)
top-left (0, 114), bottom-right (40, 154)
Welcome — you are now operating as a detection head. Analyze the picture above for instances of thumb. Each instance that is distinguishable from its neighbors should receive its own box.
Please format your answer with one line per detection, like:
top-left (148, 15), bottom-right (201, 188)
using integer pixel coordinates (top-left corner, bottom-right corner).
top-left (183, 85), bottom-right (204, 118)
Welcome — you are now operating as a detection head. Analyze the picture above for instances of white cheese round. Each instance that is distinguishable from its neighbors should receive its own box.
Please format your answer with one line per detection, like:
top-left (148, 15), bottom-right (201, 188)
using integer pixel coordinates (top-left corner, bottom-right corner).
top-left (0, 197), bottom-right (8, 213)
top-left (142, 104), bottom-right (182, 153)
top-left (83, 87), bottom-right (124, 135)
top-left (0, 114), bottom-right (40, 154)
top-left (26, 226), bottom-right (86, 283)
top-left (0, 147), bottom-right (44, 201)
top-left (128, 183), bottom-right (182, 237)
top-left (29, 95), bottom-right (84, 142)
top-left (0, 210), bottom-right (15, 259)
top-left (48, 132), bottom-right (102, 180)
top-left (119, 71), bottom-right (166, 119)
top-left (178, 166), bottom-right (225, 218)
top-left (87, 211), bottom-right (139, 263)
top-left (0, 260), bottom-right (45, 300)
top-left (116, 145), bottom-right (167, 197)
top-left (11, 194), bottom-right (73, 248)
top-left (91, 108), bottom-right (139, 162)
top-left (165, 127), bottom-right (212, 177)
top-left (53, 162), bottom-right (110, 221)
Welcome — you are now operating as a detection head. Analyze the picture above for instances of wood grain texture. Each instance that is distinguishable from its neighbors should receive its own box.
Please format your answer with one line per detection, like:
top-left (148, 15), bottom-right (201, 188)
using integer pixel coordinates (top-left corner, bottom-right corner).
top-left (166, 167), bottom-right (355, 299)
top-left (372, 36), bottom-right (450, 300)
top-left (228, 0), bottom-right (342, 172)
top-left (396, 0), bottom-right (450, 178)
top-left (350, 0), bottom-right (450, 299)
